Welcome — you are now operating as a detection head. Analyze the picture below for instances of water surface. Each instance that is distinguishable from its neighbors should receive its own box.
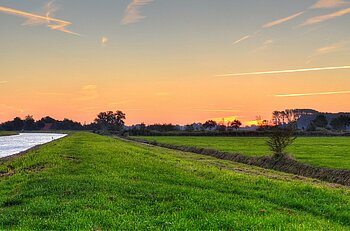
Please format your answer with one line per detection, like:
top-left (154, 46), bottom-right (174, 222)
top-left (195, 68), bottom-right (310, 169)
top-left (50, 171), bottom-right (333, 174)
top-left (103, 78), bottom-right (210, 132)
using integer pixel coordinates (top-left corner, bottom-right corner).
top-left (0, 133), bottom-right (66, 158)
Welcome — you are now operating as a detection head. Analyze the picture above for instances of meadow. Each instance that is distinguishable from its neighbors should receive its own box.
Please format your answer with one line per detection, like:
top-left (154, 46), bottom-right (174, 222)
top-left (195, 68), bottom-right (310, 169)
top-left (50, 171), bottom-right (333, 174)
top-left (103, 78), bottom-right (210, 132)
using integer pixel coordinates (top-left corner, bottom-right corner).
top-left (136, 136), bottom-right (350, 170)
top-left (0, 132), bottom-right (350, 230)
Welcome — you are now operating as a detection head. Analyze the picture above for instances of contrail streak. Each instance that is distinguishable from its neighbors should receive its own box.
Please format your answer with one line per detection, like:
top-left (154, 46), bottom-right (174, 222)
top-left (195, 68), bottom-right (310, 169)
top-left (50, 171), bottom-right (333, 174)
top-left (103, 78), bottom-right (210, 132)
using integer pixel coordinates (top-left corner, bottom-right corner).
top-left (233, 35), bottom-right (250, 45)
top-left (0, 6), bottom-right (79, 35)
top-left (263, 11), bottom-right (304, 28)
top-left (275, 90), bottom-right (350, 97)
top-left (216, 65), bottom-right (350, 77)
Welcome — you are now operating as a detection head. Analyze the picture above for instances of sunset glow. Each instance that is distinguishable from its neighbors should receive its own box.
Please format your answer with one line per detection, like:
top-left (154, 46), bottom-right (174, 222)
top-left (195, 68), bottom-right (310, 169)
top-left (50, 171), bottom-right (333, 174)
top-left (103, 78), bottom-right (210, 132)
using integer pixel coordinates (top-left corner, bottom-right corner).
top-left (1, 1), bottom-right (350, 125)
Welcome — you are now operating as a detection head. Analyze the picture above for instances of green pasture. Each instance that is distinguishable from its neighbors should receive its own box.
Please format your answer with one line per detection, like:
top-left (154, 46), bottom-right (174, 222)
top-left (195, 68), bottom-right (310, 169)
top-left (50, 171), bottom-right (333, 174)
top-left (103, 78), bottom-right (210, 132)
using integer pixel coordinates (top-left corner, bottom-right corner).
top-left (0, 133), bottom-right (349, 230)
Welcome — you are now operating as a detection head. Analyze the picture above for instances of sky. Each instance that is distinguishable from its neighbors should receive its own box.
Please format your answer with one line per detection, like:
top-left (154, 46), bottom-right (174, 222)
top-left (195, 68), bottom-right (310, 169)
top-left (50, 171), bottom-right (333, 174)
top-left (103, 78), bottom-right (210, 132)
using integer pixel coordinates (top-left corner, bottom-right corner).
top-left (0, 0), bottom-right (350, 125)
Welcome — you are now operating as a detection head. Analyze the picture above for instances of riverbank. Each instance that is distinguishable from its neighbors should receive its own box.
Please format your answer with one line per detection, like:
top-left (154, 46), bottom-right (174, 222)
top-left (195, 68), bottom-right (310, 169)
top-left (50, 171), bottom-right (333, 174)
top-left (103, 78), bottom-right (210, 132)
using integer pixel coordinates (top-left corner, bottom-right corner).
top-left (1, 132), bottom-right (350, 230)
top-left (0, 131), bottom-right (18, 137)
top-left (0, 133), bottom-right (67, 159)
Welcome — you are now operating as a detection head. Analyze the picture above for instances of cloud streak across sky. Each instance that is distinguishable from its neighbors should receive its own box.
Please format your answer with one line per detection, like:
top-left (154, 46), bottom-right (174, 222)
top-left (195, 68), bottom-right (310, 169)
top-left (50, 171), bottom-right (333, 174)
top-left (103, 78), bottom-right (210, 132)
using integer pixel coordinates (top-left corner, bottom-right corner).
top-left (275, 90), bottom-right (350, 97)
top-left (263, 11), bottom-right (304, 28)
top-left (311, 0), bottom-right (347, 9)
top-left (302, 7), bottom-right (350, 26)
top-left (122, 0), bottom-right (153, 25)
top-left (233, 35), bottom-right (251, 45)
top-left (233, 11), bottom-right (303, 45)
top-left (234, 1), bottom-right (350, 45)
top-left (0, 5), bottom-right (79, 35)
top-left (216, 65), bottom-right (350, 77)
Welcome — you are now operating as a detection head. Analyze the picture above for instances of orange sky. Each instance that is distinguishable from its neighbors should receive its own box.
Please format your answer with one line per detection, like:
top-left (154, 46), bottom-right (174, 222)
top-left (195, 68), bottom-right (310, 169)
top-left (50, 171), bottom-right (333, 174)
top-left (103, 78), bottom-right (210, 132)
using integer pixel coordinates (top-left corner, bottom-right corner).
top-left (0, 1), bottom-right (350, 125)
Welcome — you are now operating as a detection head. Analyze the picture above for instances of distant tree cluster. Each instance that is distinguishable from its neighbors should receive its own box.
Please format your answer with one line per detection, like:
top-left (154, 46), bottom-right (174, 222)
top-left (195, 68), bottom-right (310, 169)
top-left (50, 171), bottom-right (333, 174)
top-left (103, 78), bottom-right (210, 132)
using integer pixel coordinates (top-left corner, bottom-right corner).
top-left (329, 115), bottom-right (350, 131)
top-left (2, 108), bottom-right (349, 134)
top-left (128, 119), bottom-right (244, 135)
top-left (147, 124), bottom-right (180, 132)
top-left (308, 114), bottom-right (350, 131)
top-left (0, 110), bottom-right (127, 132)
top-left (0, 115), bottom-right (86, 131)
top-left (271, 109), bottom-right (317, 126)
top-left (94, 111), bottom-right (126, 132)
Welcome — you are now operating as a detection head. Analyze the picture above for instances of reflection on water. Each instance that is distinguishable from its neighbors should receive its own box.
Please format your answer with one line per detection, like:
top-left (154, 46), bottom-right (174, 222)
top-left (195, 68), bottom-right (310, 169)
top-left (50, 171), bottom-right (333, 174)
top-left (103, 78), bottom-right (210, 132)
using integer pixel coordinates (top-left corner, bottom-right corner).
top-left (0, 133), bottom-right (66, 158)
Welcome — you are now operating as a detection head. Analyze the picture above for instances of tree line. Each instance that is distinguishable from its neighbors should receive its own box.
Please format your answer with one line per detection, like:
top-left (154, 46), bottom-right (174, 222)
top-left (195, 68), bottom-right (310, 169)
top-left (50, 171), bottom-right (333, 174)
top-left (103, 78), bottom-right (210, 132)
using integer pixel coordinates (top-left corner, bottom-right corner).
top-left (307, 114), bottom-right (350, 131)
top-left (0, 111), bottom-right (126, 132)
top-left (1, 108), bottom-right (349, 133)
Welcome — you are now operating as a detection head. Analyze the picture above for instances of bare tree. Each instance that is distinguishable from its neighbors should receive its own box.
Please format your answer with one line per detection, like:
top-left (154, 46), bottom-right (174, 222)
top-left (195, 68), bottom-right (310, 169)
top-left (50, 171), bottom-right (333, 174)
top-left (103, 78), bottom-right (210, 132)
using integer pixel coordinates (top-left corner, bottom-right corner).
top-left (272, 111), bottom-right (281, 126)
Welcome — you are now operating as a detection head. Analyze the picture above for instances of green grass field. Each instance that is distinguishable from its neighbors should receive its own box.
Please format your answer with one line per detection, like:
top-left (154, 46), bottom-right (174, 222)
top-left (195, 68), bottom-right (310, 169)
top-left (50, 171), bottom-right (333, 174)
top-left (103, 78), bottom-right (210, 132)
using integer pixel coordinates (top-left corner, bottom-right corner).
top-left (0, 131), bottom-right (18, 136)
top-left (136, 136), bottom-right (350, 170)
top-left (0, 132), bottom-right (350, 230)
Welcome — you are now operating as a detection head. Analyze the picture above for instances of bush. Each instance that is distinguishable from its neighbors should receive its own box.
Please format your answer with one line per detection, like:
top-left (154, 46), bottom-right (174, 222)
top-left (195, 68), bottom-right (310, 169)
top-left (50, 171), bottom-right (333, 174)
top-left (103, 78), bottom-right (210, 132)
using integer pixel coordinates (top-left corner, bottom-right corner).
top-left (267, 127), bottom-right (297, 158)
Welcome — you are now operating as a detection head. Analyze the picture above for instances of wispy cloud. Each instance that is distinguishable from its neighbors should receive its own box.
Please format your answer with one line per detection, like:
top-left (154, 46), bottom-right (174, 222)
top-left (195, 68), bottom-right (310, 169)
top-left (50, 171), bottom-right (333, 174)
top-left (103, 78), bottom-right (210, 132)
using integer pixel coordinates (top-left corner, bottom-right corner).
top-left (78, 106), bottom-right (99, 112)
top-left (0, 5), bottom-right (79, 35)
top-left (22, 0), bottom-right (58, 26)
top-left (155, 92), bottom-right (171, 96)
top-left (0, 81), bottom-right (8, 85)
top-left (311, 0), bottom-right (347, 9)
top-left (263, 11), bottom-right (304, 28)
top-left (275, 90), bottom-right (350, 97)
top-left (101, 36), bottom-right (109, 47)
top-left (203, 109), bottom-right (240, 112)
top-left (76, 85), bottom-right (99, 101)
top-left (259, 39), bottom-right (274, 51)
top-left (316, 42), bottom-right (344, 55)
top-left (216, 65), bottom-right (350, 77)
top-left (109, 100), bottom-right (133, 106)
top-left (302, 7), bottom-right (350, 26)
top-left (233, 35), bottom-right (251, 45)
top-left (36, 92), bottom-right (71, 96)
top-left (233, 30), bottom-right (261, 45)
top-left (233, 1), bottom-right (349, 46)
top-left (123, 108), bottom-right (144, 111)
top-left (308, 40), bottom-right (350, 63)
top-left (0, 104), bottom-right (24, 113)
top-left (83, 85), bottom-right (97, 90)
top-left (233, 11), bottom-right (303, 45)
top-left (122, 0), bottom-right (153, 25)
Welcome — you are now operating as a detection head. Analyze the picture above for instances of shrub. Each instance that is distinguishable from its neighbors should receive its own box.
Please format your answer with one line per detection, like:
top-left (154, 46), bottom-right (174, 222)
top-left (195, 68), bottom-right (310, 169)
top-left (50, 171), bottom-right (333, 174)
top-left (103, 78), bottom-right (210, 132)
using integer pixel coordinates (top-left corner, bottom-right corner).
top-left (267, 127), bottom-right (297, 158)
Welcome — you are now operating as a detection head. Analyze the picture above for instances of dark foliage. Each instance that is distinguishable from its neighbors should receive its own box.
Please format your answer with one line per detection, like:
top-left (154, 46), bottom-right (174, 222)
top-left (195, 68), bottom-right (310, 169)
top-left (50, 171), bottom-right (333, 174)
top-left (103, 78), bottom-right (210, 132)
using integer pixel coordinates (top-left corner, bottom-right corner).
top-left (147, 124), bottom-right (179, 132)
top-left (312, 114), bottom-right (328, 128)
top-left (229, 119), bottom-right (242, 130)
top-left (202, 120), bottom-right (217, 130)
top-left (0, 115), bottom-right (101, 131)
top-left (330, 115), bottom-right (350, 131)
top-left (94, 111), bottom-right (126, 132)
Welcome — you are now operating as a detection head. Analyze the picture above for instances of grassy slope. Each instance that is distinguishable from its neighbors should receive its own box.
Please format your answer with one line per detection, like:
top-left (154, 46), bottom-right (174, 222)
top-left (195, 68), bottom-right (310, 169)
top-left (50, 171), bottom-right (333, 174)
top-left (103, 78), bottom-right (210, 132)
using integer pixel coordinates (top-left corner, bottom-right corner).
top-left (0, 131), bottom-right (18, 136)
top-left (0, 133), bottom-right (349, 230)
top-left (137, 136), bottom-right (350, 170)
